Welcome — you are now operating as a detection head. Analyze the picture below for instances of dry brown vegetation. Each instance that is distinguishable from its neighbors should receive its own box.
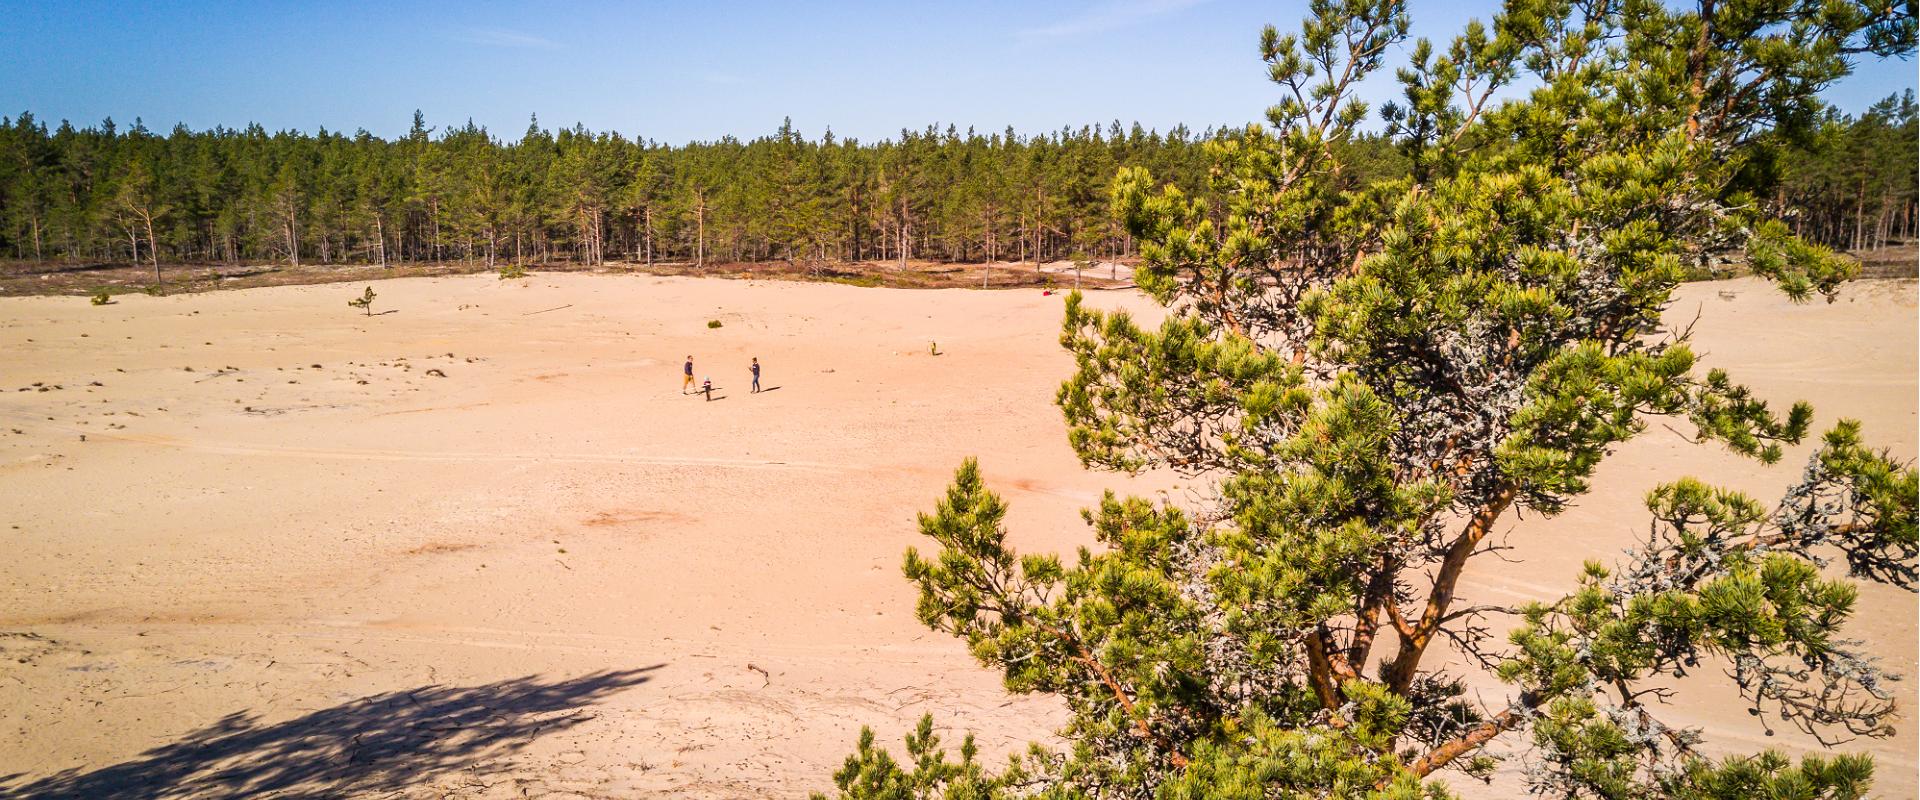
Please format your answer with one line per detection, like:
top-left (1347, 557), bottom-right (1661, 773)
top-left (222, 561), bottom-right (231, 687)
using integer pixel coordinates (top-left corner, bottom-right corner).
top-left (0, 257), bottom-right (1133, 299)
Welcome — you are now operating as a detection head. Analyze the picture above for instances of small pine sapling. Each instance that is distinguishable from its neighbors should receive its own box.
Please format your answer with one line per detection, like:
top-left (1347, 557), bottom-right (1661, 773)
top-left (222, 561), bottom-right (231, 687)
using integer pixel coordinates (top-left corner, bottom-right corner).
top-left (347, 286), bottom-right (377, 316)
top-left (90, 290), bottom-right (112, 306)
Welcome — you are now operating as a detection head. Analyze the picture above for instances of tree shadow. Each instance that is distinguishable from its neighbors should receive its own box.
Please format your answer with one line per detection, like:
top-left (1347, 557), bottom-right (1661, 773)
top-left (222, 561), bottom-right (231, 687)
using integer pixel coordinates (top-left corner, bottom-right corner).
top-left (0, 666), bottom-right (660, 799)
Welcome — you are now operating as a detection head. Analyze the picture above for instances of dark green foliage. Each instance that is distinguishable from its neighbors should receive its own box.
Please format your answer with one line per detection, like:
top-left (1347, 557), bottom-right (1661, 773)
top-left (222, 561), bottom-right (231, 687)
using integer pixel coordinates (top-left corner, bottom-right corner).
top-left (1770, 91), bottom-right (1919, 253)
top-left (1659, 751), bottom-right (1874, 799)
top-left (0, 101), bottom-right (1904, 273)
top-left (0, 113), bottom-right (1242, 270)
top-left (497, 263), bottom-right (527, 280)
top-left (822, 1), bottom-right (1916, 798)
top-left (903, 461), bottom-right (1207, 778)
top-left (706, 319), bottom-right (723, 329)
top-left (89, 289), bottom-right (111, 306)
top-left (814, 715), bottom-right (1029, 800)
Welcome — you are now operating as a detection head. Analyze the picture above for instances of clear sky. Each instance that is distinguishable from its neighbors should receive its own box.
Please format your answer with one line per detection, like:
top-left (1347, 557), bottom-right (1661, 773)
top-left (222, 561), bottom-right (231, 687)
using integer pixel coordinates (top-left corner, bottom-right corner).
top-left (2, 0), bottom-right (1914, 144)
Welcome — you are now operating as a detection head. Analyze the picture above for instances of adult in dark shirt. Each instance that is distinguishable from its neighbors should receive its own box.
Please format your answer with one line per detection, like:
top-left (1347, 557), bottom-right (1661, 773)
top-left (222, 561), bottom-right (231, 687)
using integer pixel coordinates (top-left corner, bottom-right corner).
top-left (683, 356), bottom-right (695, 394)
top-left (750, 357), bottom-right (761, 393)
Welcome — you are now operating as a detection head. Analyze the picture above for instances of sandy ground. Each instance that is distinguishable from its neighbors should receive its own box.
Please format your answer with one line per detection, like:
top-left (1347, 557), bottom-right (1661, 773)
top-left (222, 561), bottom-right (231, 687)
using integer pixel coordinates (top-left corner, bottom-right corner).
top-left (0, 273), bottom-right (1912, 798)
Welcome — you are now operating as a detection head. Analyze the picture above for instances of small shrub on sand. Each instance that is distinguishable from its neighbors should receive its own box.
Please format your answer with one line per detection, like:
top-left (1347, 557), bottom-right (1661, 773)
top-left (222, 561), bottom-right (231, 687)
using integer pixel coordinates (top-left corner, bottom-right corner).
top-left (707, 319), bottom-right (723, 329)
top-left (347, 286), bottom-right (377, 316)
top-left (498, 263), bottom-right (528, 280)
top-left (89, 290), bottom-right (113, 306)
top-left (824, 274), bottom-right (883, 288)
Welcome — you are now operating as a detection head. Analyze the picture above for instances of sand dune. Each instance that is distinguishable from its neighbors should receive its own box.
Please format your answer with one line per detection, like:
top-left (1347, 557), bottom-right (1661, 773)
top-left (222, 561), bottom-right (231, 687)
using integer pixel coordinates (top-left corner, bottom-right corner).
top-left (0, 274), bottom-right (1912, 798)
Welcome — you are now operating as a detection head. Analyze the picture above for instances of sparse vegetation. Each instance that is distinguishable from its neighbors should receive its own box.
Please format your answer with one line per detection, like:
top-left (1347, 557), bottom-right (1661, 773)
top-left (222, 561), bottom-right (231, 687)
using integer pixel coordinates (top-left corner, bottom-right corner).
top-left (498, 263), bottom-right (528, 280)
top-left (89, 289), bottom-right (112, 306)
top-left (819, 274), bottom-right (883, 288)
top-left (346, 286), bottom-right (376, 316)
top-left (707, 319), bottom-right (723, 329)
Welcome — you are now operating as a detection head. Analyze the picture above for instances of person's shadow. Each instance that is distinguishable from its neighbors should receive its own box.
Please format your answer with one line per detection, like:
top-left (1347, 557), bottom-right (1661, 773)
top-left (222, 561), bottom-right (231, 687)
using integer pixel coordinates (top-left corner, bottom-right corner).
top-left (0, 667), bottom-right (660, 799)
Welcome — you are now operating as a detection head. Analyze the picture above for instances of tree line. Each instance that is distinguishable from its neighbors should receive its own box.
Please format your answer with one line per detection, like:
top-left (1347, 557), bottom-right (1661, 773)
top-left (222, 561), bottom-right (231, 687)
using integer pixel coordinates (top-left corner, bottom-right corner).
top-left (1775, 90), bottom-right (1918, 252)
top-left (0, 93), bottom-right (1906, 278)
top-left (0, 112), bottom-right (1390, 274)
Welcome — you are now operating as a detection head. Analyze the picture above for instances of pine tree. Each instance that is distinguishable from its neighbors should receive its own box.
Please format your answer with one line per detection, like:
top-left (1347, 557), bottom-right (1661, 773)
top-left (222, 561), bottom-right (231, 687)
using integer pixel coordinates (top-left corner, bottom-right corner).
top-left (108, 157), bottom-right (165, 282)
top-left (0, 46), bottom-right (1905, 274)
top-left (819, 2), bottom-right (1917, 798)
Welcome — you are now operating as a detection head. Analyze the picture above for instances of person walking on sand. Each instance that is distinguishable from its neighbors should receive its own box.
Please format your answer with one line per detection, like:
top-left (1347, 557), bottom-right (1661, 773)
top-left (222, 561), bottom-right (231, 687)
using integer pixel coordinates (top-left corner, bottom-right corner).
top-left (750, 357), bottom-right (761, 393)
top-left (682, 356), bottom-right (695, 394)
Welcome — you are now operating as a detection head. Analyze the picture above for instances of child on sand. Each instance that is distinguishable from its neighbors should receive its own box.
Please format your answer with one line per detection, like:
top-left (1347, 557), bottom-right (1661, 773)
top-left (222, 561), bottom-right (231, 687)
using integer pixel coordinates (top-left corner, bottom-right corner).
top-left (750, 357), bottom-right (761, 393)
top-left (702, 376), bottom-right (713, 401)
top-left (683, 356), bottom-right (695, 394)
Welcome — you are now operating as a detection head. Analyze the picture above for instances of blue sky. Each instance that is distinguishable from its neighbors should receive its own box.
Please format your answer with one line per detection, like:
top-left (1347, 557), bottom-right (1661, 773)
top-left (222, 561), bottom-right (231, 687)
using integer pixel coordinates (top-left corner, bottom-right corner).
top-left (2, 0), bottom-right (1913, 143)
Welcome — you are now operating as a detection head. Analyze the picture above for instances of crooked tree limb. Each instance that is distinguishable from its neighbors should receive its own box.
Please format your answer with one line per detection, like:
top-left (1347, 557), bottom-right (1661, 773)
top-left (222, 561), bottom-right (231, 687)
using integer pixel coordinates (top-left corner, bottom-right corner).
top-left (1682, 0), bottom-right (1717, 140)
top-left (1384, 597), bottom-right (1417, 640)
top-left (961, 571), bottom-right (1191, 767)
top-left (1386, 487), bottom-right (1518, 693)
top-left (1346, 561), bottom-right (1399, 669)
top-left (1304, 626), bottom-right (1354, 730)
top-left (1396, 690), bottom-right (1542, 782)
top-left (1025, 616), bottom-right (1191, 768)
top-left (1305, 625), bottom-right (1346, 707)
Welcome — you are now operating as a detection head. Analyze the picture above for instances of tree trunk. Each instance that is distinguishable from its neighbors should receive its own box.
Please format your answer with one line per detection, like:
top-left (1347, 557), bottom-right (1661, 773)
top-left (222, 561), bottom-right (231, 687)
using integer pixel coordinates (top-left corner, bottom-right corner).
top-left (286, 210), bottom-right (300, 267)
top-left (1854, 180), bottom-right (1868, 252)
top-left (898, 199), bottom-right (910, 270)
top-left (142, 210), bottom-right (159, 283)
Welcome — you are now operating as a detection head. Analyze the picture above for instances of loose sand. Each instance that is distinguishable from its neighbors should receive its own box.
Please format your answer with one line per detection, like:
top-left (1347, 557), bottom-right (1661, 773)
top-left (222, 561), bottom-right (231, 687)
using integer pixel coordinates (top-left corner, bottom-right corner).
top-left (0, 274), bottom-right (1912, 798)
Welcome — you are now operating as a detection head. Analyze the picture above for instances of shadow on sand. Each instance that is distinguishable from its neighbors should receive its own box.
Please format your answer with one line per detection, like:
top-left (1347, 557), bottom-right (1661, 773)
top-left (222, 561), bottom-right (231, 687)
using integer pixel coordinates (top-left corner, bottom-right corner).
top-left (0, 667), bottom-right (660, 799)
